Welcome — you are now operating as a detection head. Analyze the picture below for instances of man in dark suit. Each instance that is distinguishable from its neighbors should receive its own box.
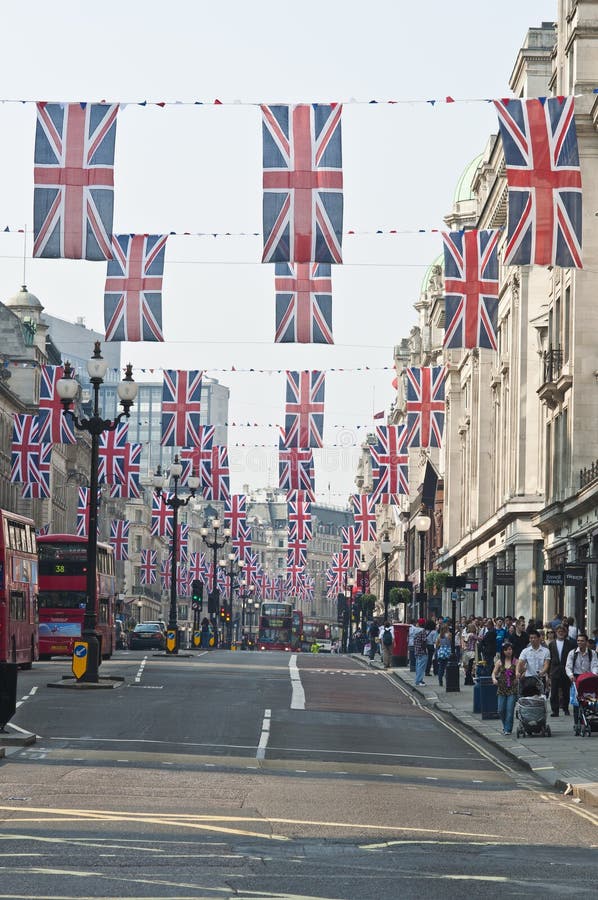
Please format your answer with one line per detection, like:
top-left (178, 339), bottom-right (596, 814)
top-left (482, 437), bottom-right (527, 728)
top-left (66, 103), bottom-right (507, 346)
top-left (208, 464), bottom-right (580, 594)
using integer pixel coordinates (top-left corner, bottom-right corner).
top-left (548, 624), bottom-right (576, 716)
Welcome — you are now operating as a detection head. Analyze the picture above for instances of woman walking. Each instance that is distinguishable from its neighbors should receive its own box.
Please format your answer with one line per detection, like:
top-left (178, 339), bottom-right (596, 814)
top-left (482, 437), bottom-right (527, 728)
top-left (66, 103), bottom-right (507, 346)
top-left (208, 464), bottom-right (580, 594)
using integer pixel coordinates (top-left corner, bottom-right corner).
top-left (435, 625), bottom-right (452, 687)
top-left (492, 641), bottom-right (518, 735)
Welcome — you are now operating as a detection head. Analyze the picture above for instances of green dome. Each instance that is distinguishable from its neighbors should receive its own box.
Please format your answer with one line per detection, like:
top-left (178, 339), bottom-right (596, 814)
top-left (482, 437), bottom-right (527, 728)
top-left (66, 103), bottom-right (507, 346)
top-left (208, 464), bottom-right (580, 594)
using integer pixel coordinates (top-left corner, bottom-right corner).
top-left (453, 153), bottom-right (483, 203)
top-left (421, 253), bottom-right (443, 293)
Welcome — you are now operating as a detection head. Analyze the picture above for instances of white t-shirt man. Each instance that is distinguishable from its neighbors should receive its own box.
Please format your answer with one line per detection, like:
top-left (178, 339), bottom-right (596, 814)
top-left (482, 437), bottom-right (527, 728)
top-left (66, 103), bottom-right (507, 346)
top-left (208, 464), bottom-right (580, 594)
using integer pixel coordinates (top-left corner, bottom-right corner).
top-left (519, 644), bottom-right (550, 678)
top-left (566, 647), bottom-right (598, 680)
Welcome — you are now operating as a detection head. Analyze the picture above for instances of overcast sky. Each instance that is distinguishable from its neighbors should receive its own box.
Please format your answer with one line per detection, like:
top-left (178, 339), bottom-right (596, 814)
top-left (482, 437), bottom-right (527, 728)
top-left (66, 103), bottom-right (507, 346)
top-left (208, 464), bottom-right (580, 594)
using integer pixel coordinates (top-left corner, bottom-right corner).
top-left (0, 0), bottom-right (554, 502)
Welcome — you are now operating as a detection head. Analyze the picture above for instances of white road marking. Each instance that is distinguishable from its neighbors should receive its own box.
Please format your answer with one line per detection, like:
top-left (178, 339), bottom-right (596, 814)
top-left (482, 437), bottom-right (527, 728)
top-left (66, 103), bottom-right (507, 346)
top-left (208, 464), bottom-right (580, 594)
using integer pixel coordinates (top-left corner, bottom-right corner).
top-left (289, 654), bottom-right (305, 710)
top-left (5, 722), bottom-right (33, 736)
top-left (256, 708), bottom-right (272, 760)
top-left (134, 656), bottom-right (147, 683)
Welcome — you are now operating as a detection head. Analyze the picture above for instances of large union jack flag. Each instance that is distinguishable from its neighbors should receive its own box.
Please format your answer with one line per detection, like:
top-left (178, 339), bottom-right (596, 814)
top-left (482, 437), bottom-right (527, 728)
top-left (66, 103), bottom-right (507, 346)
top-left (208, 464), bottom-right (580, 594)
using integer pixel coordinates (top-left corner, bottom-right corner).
top-left (201, 446), bottom-right (230, 502)
top-left (160, 558), bottom-right (171, 591)
top-left (151, 493), bottom-right (174, 537)
top-left (442, 229), bottom-right (500, 350)
top-left (180, 426), bottom-right (215, 485)
top-left (140, 549), bottom-right (157, 586)
top-left (286, 562), bottom-right (306, 595)
top-left (22, 443), bottom-right (52, 499)
top-left (494, 97), bottom-right (582, 268)
top-left (188, 551), bottom-right (207, 584)
top-left (108, 442), bottom-right (142, 499)
top-left (232, 521), bottom-right (252, 562)
top-left (261, 104), bottom-right (343, 264)
top-left (98, 423), bottom-right (129, 484)
top-left (405, 366), bottom-right (447, 450)
top-left (104, 234), bottom-right (168, 342)
top-left (287, 491), bottom-right (312, 542)
top-left (274, 262), bottom-right (333, 344)
top-left (351, 493), bottom-right (377, 543)
top-left (282, 370), bottom-right (325, 449)
top-left (341, 525), bottom-right (360, 569)
top-left (10, 414), bottom-right (40, 484)
top-left (371, 425), bottom-right (410, 505)
top-left (110, 519), bottom-right (129, 562)
top-left (224, 495), bottom-right (247, 539)
top-left (33, 102), bottom-right (118, 260)
top-left (279, 445), bottom-right (315, 500)
top-left (38, 365), bottom-right (76, 445)
top-left (161, 370), bottom-right (203, 448)
top-left (287, 535), bottom-right (307, 569)
top-left (177, 523), bottom-right (190, 565)
top-left (76, 487), bottom-right (101, 538)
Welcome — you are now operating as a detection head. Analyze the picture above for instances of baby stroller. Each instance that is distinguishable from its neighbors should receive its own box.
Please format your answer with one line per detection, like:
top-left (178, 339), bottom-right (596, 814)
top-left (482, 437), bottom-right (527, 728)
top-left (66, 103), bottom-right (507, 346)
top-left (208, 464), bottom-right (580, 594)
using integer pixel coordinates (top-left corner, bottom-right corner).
top-left (573, 673), bottom-right (598, 737)
top-left (515, 674), bottom-right (551, 738)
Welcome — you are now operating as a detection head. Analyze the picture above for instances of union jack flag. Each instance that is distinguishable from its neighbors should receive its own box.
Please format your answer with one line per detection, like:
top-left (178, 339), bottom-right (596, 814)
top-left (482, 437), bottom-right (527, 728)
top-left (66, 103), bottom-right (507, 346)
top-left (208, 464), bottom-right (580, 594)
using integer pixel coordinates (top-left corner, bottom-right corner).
top-left (288, 491), bottom-right (312, 542)
top-left (177, 565), bottom-right (189, 597)
top-left (108, 442), bottom-right (142, 499)
top-left (110, 519), bottom-right (129, 561)
top-left (243, 551), bottom-right (259, 587)
top-left (494, 96), bottom-right (582, 268)
top-left (160, 558), bottom-right (171, 591)
top-left (232, 521), bottom-right (252, 561)
top-left (98, 423), bottom-right (129, 484)
top-left (151, 493), bottom-right (174, 537)
top-left (351, 493), bottom-right (377, 543)
top-left (286, 562), bottom-right (306, 594)
top-left (224, 494), bottom-right (247, 539)
top-left (160, 370), bottom-right (203, 448)
top-left (287, 538), bottom-right (307, 569)
top-left (282, 370), bottom-right (325, 449)
top-left (405, 366), bottom-right (447, 450)
top-left (187, 551), bottom-right (206, 584)
top-left (38, 365), bottom-right (76, 445)
top-left (104, 234), bottom-right (167, 342)
top-left (10, 414), bottom-right (40, 484)
top-left (139, 549), bottom-right (157, 585)
top-left (261, 104), bottom-right (343, 264)
top-left (76, 487), bottom-right (101, 538)
top-left (442, 229), bottom-right (500, 350)
top-left (180, 426), bottom-right (215, 485)
top-left (341, 525), bottom-right (360, 569)
top-left (33, 102), bottom-right (119, 260)
top-left (22, 443), bottom-right (52, 499)
top-left (328, 551), bottom-right (346, 593)
top-left (274, 262), bottom-right (333, 344)
top-left (279, 445), bottom-right (315, 500)
top-left (273, 576), bottom-right (284, 601)
top-left (177, 523), bottom-right (190, 565)
top-left (371, 425), bottom-right (409, 505)
top-left (201, 446), bottom-right (230, 502)
top-left (255, 571), bottom-right (268, 601)
top-left (36, 523), bottom-right (50, 537)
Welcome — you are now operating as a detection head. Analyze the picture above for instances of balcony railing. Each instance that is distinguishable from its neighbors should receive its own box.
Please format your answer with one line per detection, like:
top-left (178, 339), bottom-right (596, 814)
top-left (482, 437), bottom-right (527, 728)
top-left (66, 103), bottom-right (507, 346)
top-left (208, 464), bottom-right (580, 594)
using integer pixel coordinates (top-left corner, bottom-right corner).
top-left (543, 347), bottom-right (563, 384)
top-left (580, 460), bottom-right (598, 489)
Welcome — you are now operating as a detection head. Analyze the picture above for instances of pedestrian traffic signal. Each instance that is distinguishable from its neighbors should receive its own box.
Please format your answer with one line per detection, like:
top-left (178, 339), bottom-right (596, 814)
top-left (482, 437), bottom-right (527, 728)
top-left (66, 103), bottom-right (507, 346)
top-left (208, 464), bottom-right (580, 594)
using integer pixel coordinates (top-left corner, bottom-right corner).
top-left (220, 606), bottom-right (226, 619)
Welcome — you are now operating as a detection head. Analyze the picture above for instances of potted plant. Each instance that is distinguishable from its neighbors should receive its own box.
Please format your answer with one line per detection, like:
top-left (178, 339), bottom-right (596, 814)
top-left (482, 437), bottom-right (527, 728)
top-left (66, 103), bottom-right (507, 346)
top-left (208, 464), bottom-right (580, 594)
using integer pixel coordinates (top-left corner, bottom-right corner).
top-left (360, 593), bottom-right (376, 619)
top-left (425, 570), bottom-right (448, 596)
top-left (389, 587), bottom-right (411, 606)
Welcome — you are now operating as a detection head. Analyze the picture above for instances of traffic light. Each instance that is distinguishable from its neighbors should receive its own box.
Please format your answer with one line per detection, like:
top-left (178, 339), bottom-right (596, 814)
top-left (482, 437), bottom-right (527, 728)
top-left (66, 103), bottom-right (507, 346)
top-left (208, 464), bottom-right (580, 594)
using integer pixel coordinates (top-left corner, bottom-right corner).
top-left (225, 609), bottom-right (231, 623)
top-left (352, 602), bottom-right (360, 622)
top-left (220, 605), bottom-right (226, 619)
top-left (191, 580), bottom-right (203, 610)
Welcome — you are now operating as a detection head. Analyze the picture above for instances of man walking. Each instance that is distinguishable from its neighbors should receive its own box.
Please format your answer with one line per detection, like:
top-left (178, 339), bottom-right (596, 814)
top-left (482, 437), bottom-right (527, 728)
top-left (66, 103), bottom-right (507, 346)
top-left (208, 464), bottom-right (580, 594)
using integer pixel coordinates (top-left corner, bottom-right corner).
top-left (566, 632), bottom-right (598, 726)
top-left (414, 619), bottom-right (429, 686)
top-left (548, 624), bottom-right (575, 717)
top-left (380, 621), bottom-right (394, 669)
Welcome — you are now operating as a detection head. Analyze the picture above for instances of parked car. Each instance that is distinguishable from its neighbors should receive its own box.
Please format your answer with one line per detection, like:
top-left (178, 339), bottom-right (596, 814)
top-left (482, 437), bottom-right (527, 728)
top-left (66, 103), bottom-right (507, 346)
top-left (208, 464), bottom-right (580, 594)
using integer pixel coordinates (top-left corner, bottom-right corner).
top-left (115, 620), bottom-right (128, 650)
top-left (129, 623), bottom-right (166, 650)
top-left (318, 639), bottom-right (333, 653)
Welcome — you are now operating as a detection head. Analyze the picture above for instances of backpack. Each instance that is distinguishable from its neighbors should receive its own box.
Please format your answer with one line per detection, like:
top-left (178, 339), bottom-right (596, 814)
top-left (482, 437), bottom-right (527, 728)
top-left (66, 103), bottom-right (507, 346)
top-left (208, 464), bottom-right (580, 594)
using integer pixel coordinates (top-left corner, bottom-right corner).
top-left (382, 628), bottom-right (393, 646)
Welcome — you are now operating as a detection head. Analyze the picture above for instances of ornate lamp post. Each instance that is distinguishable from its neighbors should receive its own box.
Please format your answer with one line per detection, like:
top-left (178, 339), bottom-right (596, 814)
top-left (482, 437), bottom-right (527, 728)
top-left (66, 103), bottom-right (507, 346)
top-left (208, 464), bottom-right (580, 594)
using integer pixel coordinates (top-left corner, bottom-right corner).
top-left (414, 510), bottom-right (432, 620)
top-left (200, 518), bottom-right (231, 647)
top-left (219, 552), bottom-right (244, 648)
top-left (380, 533), bottom-right (393, 621)
top-left (153, 455), bottom-right (199, 655)
top-left (358, 557), bottom-right (369, 631)
top-left (57, 342), bottom-right (137, 684)
top-left (238, 579), bottom-right (254, 630)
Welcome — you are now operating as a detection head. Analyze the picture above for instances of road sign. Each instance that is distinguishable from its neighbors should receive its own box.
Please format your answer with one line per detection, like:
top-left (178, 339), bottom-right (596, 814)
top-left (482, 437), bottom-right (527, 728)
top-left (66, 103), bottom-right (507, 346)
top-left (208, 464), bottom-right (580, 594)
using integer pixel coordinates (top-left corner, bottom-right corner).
top-left (166, 630), bottom-right (177, 653)
top-left (72, 641), bottom-right (88, 680)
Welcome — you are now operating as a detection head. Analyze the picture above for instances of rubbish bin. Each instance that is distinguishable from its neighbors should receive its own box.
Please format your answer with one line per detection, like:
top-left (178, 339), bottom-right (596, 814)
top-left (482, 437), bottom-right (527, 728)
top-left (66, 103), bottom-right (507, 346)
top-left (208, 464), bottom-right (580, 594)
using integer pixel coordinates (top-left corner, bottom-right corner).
top-left (392, 624), bottom-right (410, 667)
top-left (0, 663), bottom-right (17, 730)
top-left (476, 675), bottom-right (499, 720)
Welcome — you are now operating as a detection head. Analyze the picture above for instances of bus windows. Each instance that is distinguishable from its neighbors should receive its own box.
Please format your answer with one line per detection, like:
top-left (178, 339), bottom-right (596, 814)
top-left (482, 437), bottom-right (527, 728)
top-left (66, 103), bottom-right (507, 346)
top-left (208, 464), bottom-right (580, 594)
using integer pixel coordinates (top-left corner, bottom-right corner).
top-left (9, 591), bottom-right (26, 620)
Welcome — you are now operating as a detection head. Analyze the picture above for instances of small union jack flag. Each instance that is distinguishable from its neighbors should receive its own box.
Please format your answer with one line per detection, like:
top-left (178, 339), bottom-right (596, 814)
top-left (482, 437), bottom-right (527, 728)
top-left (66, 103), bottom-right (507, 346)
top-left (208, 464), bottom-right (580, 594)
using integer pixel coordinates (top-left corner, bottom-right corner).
top-left (279, 445), bottom-right (315, 500)
top-left (274, 262), bottom-right (333, 344)
top-left (328, 551), bottom-right (346, 594)
top-left (282, 370), bottom-right (325, 449)
top-left (232, 521), bottom-right (252, 562)
top-left (110, 520), bottom-right (129, 561)
top-left (187, 551), bottom-right (204, 583)
top-left (242, 551), bottom-right (259, 588)
top-left (140, 549), bottom-right (157, 585)
top-left (177, 565), bottom-right (189, 597)
top-left (160, 370), bottom-right (203, 448)
top-left (351, 494), bottom-right (377, 544)
top-left (224, 495), bottom-right (247, 539)
top-left (442, 229), bottom-right (500, 350)
top-left (36, 523), bottom-right (51, 537)
top-left (371, 425), bottom-right (409, 505)
top-left (405, 366), bottom-right (447, 450)
top-left (151, 493), bottom-right (174, 537)
top-left (180, 426), bottom-right (215, 485)
top-left (10, 414), bottom-right (40, 484)
top-left (38, 365), bottom-right (76, 445)
top-left (288, 491), bottom-right (312, 542)
top-left (177, 523), bottom-right (189, 565)
top-left (262, 104), bottom-right (343, 264)
top-left (160, 558), bottom-right (171, 591)
top-left (98, 423), bottom-right (129, 484)
top-left (22, 443), bottom-right (52, 499)
top-left (108, 442), bottom-right (142, 499)
top-left (286, 562), bottom-right (306, 594)
top-left (201, 446), bottom-right (230, 502)
top-left (287, 538), bottom-right (307, 569)
top-left (104, 234), bottom-right (167, 342)
top-left (494, 96), bottom-right (582, 268)
top-left (341, 525), bottom-right (360, 569)
top-left (33, 102), bottom-right (119, 260)
top-left (76, 487), bottom-right (101, 538)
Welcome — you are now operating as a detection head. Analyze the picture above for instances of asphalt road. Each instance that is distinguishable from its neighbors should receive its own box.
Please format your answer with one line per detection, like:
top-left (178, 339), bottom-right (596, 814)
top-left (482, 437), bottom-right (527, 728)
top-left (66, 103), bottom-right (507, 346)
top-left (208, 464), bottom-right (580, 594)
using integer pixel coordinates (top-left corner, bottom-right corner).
top-left (2, 649), bottom-right (598, 898)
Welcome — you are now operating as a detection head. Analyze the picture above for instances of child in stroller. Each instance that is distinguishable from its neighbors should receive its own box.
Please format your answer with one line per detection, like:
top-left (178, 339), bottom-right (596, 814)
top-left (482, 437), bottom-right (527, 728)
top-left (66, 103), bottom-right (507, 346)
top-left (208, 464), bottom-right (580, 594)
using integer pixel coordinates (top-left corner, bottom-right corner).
top-left (573, 672), bottom-right (598, 737)
top-left (515, 673), bottom-right (551, 738)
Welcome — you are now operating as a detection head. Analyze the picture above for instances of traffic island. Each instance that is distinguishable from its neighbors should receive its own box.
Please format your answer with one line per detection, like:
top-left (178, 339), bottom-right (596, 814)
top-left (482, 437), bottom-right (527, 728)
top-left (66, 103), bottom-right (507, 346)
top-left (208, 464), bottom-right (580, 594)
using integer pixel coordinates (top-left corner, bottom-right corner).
top-left (152, 652), bottom-right (195, 658)
top-left (0, 730), bottom-right (36, 747)
top-left (47, 675), bottom-right (125, 690)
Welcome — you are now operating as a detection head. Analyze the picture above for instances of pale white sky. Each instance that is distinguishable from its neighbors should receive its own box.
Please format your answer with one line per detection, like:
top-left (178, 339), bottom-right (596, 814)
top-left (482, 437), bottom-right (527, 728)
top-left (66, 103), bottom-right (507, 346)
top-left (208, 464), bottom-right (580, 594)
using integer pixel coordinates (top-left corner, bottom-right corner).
top-left (0, 0), bottom-right (554, 501)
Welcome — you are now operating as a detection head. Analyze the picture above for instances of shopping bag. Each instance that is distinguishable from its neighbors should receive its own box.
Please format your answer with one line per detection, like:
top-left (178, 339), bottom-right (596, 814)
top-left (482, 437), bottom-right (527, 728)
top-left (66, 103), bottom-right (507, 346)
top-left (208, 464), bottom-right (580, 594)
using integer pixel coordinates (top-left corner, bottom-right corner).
top-left (570, 682), bottom-right (579, 707)
top-left (363, 643), bottom-right (371, 656)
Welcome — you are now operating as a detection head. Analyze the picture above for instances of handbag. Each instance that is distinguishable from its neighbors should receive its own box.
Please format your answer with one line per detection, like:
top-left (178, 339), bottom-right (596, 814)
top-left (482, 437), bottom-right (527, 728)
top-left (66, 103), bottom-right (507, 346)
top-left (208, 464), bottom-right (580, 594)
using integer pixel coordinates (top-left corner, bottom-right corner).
top-left (437, 644), bottom-right (451, 660)
top-left (570, 682), bottom-right (578, 707)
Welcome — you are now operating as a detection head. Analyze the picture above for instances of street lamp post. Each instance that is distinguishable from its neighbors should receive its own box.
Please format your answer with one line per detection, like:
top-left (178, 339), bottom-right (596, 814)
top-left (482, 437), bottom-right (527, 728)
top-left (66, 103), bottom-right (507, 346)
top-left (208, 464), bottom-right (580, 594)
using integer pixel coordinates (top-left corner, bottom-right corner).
top-left (57, 342), bottom-right (138, 684)
top-left (200, 519), bottom-right (231, 647)
top-left (414, 511), bottom-right (432, 620)
top-left (380, 534), bottom-right (393, 621)
top-left (137, 601), bottom-right (143, 624)
top-left (238, 580), bottom-right (254, 630)
top-left (219, 552), bottom-right (243, 648)
top-left (153, 455), bottom-right (199, 655)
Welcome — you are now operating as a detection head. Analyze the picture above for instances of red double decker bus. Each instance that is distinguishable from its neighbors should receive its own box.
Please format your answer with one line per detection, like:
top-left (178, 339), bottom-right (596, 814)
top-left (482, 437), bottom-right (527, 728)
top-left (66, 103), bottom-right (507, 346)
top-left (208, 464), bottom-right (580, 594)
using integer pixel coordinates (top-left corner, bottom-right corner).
top-left (37, 534), bottom-right (116, 660)
top-left (0, 510), bottom-right (38, 668)
top-left (258, 601), bottom-right (293, 651)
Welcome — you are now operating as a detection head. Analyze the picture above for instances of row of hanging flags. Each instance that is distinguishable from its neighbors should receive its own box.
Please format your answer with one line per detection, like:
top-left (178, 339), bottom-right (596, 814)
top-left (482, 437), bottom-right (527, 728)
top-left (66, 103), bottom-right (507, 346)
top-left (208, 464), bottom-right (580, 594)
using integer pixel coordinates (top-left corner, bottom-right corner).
top-left (27, 96), bottom-right (582, 347)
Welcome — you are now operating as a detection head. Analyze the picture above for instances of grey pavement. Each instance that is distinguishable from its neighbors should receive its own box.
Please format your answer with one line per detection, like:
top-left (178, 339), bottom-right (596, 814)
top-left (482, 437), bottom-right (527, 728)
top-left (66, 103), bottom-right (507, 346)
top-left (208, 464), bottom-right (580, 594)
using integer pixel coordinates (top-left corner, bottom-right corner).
top-left (356, 654), bottom-right (598, 807)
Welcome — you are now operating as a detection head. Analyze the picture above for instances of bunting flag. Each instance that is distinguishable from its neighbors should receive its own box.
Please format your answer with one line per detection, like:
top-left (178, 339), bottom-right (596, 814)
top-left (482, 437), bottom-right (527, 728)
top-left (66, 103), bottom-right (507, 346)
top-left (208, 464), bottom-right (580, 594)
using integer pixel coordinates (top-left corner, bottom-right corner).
top-left (494, 96), bottom-right (582, 268)
top-left (341, 525), bottom-right (360, 568)
top-left (33, 102), bottom-right (119, 260)
top-left (180, 426), bottom-right (215, 484)
top-left (201, 445), bottom-right (230, 501)
top-left (287, 491), bottom-right (312, 542)
top-left (224, 494), bottom-right (247, 539)
top-left (405, 366), bottom-right (447, 449)
top-left (151, 493), bottom-right (174, 537)
top-left (160, 369), bottom-right (203, 448)
top-left (371, 424), bottom-right (409, 505)
top-left (232, 521), bottom-right (252, 561)
top-left (104, 234), bottom-right (168, 342)
top-left (38, 365), bottom-right (76, 445)
top-left (108, 442), bottom-right (142, 499)
top-left (279, 445), bottom-right (315, 500)
top-left (442, 229), bottom-right (500, 350)
top-left (274, 262), bottom-right (333, 344)
top-left (10, 414), bottom-right (40, 484)
top-left (22, 443), bottom-right (52, 499)
top-left (110, 519), bottom-right (129, 561)
top-left (261, 103), bottom-right (343, 264)
top-left (160, 558), bottom-right (171, 591)
top-left (351, 493), bottom-right (377, 543)
top-left (282, 370), bottom-right (325, 449)
top-left (140, 549), bottom-right (157, 585)
top-left (98, 423), bottom-right (129, 484)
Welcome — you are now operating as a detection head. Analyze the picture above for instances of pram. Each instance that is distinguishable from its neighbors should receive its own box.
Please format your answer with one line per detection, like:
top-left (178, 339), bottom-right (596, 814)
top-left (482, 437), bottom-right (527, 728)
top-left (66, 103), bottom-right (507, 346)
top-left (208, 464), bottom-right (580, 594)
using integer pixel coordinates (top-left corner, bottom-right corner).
top-left (573, 672), bottom-right (598, 737)
top-left (515, 674), bottom-right (551, 738)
